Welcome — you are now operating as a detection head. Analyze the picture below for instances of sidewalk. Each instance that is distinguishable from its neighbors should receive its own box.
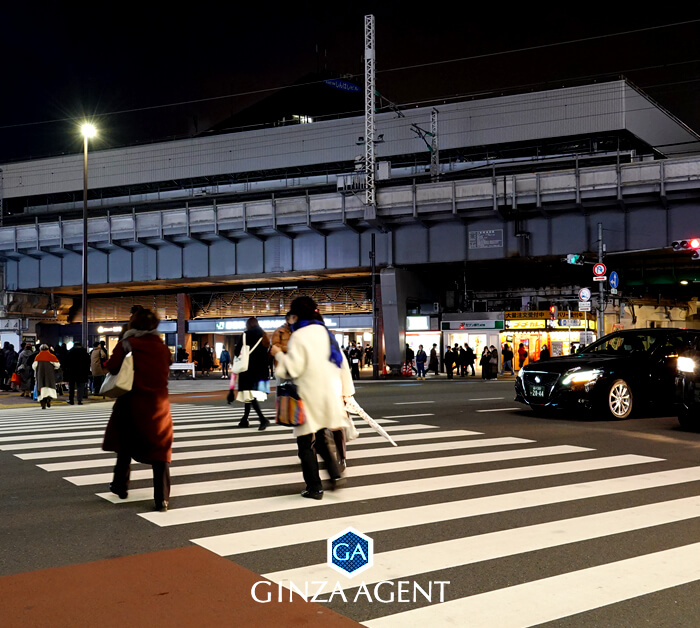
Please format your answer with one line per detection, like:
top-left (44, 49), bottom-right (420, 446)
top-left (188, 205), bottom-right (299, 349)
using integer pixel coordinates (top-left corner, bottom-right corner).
top-left (0, 546), bottom-right (361, 628)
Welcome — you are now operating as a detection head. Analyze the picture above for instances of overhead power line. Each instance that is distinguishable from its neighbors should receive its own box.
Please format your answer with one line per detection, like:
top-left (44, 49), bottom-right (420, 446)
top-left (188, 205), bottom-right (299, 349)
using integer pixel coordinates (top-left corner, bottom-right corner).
top-left (1, 19), bottom-right (700, 133)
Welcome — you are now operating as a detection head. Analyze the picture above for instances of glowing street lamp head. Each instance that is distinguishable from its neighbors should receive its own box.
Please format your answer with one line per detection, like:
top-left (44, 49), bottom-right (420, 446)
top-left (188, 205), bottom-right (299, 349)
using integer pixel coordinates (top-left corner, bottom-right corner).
top-left (81, 123), bottom-right (97, 138)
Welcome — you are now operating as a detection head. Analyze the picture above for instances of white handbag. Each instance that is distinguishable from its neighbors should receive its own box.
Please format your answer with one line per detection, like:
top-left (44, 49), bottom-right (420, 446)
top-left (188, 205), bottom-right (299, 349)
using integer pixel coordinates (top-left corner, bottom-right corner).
top-left (231, 333), bottom-right (263, 375)
top-left (101, 341), bottom-right (134, 398)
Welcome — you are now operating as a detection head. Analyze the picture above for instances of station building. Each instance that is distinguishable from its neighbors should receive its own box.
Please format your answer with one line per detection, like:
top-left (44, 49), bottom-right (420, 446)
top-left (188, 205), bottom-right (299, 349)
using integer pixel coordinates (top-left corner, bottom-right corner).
top-left (1, 78), bottom-right (700, 372)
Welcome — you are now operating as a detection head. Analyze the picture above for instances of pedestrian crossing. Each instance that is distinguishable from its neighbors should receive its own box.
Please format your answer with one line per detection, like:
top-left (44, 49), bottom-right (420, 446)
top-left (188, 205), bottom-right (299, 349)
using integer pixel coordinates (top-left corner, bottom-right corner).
top-left (3, 402), bottom-right (700, 626)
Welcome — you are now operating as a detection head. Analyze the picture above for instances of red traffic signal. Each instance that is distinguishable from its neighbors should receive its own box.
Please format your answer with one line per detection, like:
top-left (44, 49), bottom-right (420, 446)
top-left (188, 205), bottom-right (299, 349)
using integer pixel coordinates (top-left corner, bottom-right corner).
top-left (549, 305), bottom-right (558, 320)
top-left (672, 239), bottom-right (700, 250)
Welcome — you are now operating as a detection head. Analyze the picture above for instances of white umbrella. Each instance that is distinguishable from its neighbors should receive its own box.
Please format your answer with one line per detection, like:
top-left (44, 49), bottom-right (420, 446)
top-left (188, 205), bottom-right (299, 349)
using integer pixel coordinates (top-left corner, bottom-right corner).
top-left (344, 396), bottom-right (398, 447)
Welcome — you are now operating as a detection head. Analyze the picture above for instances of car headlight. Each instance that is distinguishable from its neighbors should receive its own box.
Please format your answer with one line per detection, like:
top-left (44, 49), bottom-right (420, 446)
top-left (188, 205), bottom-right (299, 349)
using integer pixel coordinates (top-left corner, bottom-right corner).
top-left (678, 357), bottom-right (696, 373)
top-left (561, 368), bottom-right (604, 386)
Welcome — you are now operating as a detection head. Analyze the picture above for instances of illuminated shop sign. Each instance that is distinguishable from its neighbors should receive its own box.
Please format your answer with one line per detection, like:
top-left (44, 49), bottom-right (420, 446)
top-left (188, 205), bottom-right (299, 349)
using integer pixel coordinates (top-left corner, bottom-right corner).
top-left (97, 326), bottom-right (123, 334)
top-left (209, 318), bottom-right (339, 333)
top-left (505, 320), bottom-right (547, 330)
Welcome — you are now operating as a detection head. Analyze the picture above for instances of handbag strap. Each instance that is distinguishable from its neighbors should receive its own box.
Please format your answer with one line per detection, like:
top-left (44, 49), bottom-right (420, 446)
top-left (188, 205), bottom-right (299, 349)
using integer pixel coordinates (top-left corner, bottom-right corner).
top-left (250, 337), bottom-right (263, 352)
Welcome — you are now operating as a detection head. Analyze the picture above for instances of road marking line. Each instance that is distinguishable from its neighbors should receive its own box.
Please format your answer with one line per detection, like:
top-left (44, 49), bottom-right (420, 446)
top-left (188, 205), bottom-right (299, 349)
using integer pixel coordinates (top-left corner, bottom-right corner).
top-left (193, 465), bottom-right (700, 557)
top-left (469, 397), bottom-right (506, 401)
top-left (139, 455), bottom-right (657, 527)
top-left (17, 425), bottom-right (445, 460)
top-left (393, 401), bottom-right (435, 405)
top-left (363, 541), bottom-right (700, 628)
top-left (44, 430), bottom-right (497, 472)
top-left (265, 494), bottom-right (700, 587)
top-left (476, 408), bottom-right (521, 413)
top-left (382, 414), bottom-right (435, 419)
top-left (97, 437), bottom-right (539, 501)
top-left (73, 443), bottom-right (577, 487)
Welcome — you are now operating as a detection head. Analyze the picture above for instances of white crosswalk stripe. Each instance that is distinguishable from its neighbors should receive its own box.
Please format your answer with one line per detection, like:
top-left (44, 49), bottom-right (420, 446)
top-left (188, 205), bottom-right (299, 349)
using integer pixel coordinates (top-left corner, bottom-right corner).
top-left (5, 401), bottom-right (700, 627)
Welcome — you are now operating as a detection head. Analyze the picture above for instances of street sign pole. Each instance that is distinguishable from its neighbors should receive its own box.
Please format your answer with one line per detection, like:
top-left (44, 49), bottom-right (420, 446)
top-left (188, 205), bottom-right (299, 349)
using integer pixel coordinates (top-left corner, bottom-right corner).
top-left (597, 222), bottom-right (605, 337)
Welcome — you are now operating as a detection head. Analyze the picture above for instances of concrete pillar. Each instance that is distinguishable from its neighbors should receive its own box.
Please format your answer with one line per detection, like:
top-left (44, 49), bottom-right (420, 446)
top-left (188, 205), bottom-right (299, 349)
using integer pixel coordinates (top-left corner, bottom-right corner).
top-left (380, 267), bottom-right (435, 374)
top-left (176, 293), bottom-right (192, 359)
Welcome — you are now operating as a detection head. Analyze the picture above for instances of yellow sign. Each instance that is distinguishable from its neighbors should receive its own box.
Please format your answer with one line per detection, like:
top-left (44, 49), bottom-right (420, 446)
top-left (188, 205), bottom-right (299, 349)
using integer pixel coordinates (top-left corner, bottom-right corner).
top-left (505, 320), bottom-right (547, 330)
top-left (505, 311), bottom-right (548, 320)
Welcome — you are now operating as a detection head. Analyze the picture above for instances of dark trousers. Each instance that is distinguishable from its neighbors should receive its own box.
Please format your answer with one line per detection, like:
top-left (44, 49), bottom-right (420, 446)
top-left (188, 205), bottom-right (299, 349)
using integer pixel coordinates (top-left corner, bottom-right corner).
top-left (113, 451), bottom-right (171, 506)
top-left (221, 362), bottom-right (230, 377)
top-left (241, 399), bottom-right (266, 423)
top-left (446, 365), bottom-right (454, 379)
top-left (297, 429), bottom-right (341, 493)
top-left (68, 380), bottom-right (86, 404)
top-left (416, 363), bottom-right (426, 377)
top-left (332, 429), bottom-right (347, 463)
top-left (93, 375), bottom-right (105, 395)
top-left (351, 363), bottom-right (360, 379)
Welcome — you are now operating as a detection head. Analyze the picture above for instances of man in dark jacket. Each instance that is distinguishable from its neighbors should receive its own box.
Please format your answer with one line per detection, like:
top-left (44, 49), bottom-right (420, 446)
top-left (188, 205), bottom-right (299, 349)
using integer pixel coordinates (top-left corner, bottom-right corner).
top-left (349, 342), bottom-right (362, 380)
top-left (64, 342), bottom-right (91, 405)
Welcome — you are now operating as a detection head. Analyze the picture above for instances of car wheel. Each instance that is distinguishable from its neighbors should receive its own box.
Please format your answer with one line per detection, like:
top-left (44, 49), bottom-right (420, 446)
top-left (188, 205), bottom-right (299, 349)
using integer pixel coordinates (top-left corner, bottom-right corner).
top-left (605, 379), bottom-right (633, 419)
top-left (678, 409), bottom-right (698, 431)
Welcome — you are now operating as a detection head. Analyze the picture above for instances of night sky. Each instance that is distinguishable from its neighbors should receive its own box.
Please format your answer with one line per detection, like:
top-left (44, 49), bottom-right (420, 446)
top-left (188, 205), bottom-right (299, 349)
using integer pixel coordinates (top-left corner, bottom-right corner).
top-left (3, 4), bottom-right (700, 163)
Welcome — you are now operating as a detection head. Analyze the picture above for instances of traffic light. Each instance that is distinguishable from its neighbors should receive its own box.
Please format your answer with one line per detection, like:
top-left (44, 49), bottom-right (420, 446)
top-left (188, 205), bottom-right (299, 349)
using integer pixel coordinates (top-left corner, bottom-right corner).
top-left (549, 305), bottom-right (558, 320)
top-left (672, 239), bottom-right (700, 260)
top-left (566, 254), bottom-right (584, 265)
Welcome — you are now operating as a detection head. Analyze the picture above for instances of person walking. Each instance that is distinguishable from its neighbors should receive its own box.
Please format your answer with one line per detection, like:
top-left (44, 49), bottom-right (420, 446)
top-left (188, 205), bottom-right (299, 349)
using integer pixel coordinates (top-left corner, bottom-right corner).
top-left (428, 343), bottom-right (439, 376)
top-left (90, 341), bottom-right (108, 396)
top-left (32, 345), bottom-right (60, 409)
top-left (464, 343), bottom-right (476, 376)
top-left (16, 343), bottom-right (35, 397)
top-left (103, 308), bottom-right (173, 512)
top-left (349, 342), bottom-right (362, 380)
top-left (415, 344), bottom-right (427, 380)
top-left (219, 346), bottom-right (231, 378)
top-left (233, 317), bottom-right (270, 430)
top-left (271, 296), bottom-right (353, 500)
top-left (518, 342), bottom-right (528, 369)
top-left (445, 346), bottom-right (456, 379)
top-left (6, 344), bottom-right (18, 391)
top-left (480, 346), bottom-right (491, 380)
top-left (64, 341), bottom-right (91, 405)
top-left (489, 345), bottom-right (500, 380)
top-left (502, 343), bottom-right (515, 375)
top-left (405, 343), bottom-right (416, 376)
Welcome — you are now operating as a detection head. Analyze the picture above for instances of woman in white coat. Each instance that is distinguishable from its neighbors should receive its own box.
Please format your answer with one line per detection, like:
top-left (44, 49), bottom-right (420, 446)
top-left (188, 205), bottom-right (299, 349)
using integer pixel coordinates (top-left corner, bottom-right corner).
top-left (272, 296), bottom-right (355, 500)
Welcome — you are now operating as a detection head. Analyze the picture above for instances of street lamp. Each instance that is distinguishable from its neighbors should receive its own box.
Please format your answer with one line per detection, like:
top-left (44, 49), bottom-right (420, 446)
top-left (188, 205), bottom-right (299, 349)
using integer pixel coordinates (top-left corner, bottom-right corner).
top-left (81, 123), bottom-right (97, 350)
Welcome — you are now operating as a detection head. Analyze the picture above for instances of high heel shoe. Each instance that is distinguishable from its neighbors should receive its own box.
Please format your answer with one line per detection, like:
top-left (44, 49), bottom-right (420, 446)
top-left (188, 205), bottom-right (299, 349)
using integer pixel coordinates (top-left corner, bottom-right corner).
top-left (155, 501), bottom-right (168, 512)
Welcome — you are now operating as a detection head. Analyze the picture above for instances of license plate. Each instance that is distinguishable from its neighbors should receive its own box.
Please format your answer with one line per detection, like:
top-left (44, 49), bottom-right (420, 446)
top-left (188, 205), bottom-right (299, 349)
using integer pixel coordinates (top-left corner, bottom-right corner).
top-left (530, 385), bottom-right (545, 398)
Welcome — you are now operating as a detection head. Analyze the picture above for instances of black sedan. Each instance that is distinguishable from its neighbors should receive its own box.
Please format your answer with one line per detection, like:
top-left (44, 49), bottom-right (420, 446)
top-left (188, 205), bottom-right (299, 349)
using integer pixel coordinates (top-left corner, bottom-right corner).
top-left (676, 339), bottom-right (700, 429)
top-left (515, 329), bottom-right (700, 419)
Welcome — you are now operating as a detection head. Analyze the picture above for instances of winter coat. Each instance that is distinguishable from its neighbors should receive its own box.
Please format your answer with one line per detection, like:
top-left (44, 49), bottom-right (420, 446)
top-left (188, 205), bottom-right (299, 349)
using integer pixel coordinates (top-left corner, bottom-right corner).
top-left (271, 324), bottom-right (292, 354)
top-left (219, 349), bottom-right (231, 364)
top-left (416, 349), bottom-right (427, 365)
top-left (274, 323), bottom-right (355, 438)
top-left (16, 349), bottom-right (35, 391)
top-left (102, 331), bottom-right (173, 464)
top-left (428, 348), bottom-right (438, 370)
top-left (64, 346), bottom-right (91, 383)
top-left (465, 347), bottom-right (475, 364)
top-left (234, 325), bottom-right (270, 392)
top-left (32, 350), bottom-right (60, 400)
top-left (90, 347), bottom-right (108, 376)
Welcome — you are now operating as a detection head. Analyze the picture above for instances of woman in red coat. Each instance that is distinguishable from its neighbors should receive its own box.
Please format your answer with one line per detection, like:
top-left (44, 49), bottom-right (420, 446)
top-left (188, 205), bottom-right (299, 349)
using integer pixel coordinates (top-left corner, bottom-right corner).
top-left (102, 308), bottom-right (173, 512)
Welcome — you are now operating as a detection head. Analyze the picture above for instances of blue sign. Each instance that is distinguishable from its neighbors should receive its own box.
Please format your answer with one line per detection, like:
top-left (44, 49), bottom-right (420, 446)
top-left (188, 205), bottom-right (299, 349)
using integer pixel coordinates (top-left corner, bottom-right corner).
top-left (610, 271), bottom-right (619, 289)
top-left (324, 79), bottom-right (361, 93)
top-left (327, 527), bottom-right (373, 577)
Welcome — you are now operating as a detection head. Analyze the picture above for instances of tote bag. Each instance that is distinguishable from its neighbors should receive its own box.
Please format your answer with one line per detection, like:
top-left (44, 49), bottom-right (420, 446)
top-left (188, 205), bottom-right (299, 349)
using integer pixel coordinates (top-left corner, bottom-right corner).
top-left (231, 333), bottom-right (263, 375)
top-left (101, 341), bottom-right (134, 398)
top-left (275, 381), bottom-right (306, 427)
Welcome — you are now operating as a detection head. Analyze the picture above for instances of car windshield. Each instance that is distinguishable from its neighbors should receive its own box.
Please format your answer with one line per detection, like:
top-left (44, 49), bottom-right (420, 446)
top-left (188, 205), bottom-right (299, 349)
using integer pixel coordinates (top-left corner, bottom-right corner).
top-left (581, 333), bottom-right (659, 356)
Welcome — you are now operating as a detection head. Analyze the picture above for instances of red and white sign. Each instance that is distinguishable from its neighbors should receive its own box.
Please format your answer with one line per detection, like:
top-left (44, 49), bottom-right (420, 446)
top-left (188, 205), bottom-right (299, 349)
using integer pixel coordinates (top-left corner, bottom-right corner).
top-left (593, 263), bottom-right (607, 276)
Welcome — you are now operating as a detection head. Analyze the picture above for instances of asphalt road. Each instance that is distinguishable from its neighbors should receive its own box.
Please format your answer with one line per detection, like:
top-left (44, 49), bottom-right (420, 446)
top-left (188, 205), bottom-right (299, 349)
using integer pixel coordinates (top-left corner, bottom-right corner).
top-left (2, 376), bottom-right (700, 627)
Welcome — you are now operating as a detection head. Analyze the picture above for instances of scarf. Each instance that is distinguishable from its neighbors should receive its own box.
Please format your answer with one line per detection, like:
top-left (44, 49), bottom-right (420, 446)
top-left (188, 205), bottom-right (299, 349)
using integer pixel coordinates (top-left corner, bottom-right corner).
top-left (291, 319), bottom-right (343, 368)
top-left (35, 350), bottom-right (58, 362)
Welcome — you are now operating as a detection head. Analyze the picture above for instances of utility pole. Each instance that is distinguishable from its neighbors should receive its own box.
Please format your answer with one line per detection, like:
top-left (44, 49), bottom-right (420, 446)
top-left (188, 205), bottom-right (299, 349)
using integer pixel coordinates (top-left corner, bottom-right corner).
top-left (598, 222), bottom-right (605, 337)
top-left (430, 108), bottom-right (439, 182)
top-left (370, 233), bottom-right (378, 379)
top-left (364, 14), bottom-right (376, 210)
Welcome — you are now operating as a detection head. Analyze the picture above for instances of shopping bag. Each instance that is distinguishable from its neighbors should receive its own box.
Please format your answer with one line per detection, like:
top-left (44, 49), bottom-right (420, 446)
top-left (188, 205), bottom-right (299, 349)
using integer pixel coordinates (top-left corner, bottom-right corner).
top-left (275, 381), bottom-right (306, 426)
top-left (10, 372), bottom-right (20, 385)
top-left (101, 341), bottom-right (134, 398)
top-left (231, 333), bottom-right (263, 374)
